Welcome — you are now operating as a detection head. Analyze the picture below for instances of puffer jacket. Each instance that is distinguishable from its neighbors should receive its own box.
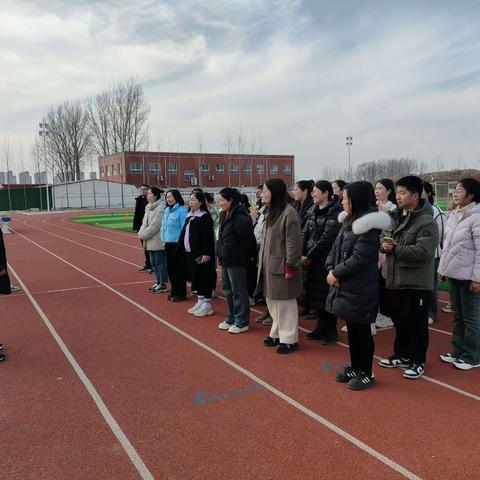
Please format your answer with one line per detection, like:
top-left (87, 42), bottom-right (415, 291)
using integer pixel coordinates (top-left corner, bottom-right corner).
top-left (325, 209), bottom-right (391, 324)
top-left (161, 203), bottom-right (188, 243)
top-left (138, 199), bottom-right (164, 251)
top-left (438, 202), bottom-right (480, 282)
top-left (381, 199), bottom-right (438, 290)
top-left (297, 195), bottom-right (314, 229)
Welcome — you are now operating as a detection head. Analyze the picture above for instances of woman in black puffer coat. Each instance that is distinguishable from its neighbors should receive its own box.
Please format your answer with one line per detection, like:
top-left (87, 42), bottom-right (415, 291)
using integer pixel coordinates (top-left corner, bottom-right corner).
top-left (302, 181), bottom-right (342, 343)
top-left (325, 181), bottom-right (391, 390)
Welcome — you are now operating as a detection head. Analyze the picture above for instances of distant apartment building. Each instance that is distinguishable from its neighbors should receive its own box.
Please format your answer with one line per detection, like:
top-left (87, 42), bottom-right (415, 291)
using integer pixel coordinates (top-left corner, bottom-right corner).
top-left (98, 151), bottom-right (295, 188)
top-left (34, 171), bottom-right (48, 184)
top-left (6, 171), bottom-right (16, 184)
top-left (89, 172), bottom-right (97, 180)
top-left (0, 172), bottom-right (5, 184)
top-left (18, 171), bottom-right (32, 184)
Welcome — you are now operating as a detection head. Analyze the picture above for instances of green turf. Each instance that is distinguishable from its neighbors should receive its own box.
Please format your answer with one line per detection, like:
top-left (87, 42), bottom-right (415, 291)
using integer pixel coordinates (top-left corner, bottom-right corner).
top-left (71, 212), bottom-right (135, 232)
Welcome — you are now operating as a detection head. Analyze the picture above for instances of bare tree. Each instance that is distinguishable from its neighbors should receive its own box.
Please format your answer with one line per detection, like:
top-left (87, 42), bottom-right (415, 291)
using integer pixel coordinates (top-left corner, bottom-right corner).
top-left (87, 78), bottom-right (150, 156)
top-left (354, 158), bottom-right (428, 181)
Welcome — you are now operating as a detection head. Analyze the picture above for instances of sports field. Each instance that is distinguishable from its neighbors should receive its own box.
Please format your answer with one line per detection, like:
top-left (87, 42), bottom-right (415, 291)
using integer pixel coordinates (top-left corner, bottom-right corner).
top-left (71, 211), bottom-right (134, 232)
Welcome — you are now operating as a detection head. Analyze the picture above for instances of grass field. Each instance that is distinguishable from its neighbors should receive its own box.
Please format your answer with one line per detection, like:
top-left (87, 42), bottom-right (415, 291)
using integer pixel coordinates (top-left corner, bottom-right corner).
top-left (71, 212), bottom-right (135, 232)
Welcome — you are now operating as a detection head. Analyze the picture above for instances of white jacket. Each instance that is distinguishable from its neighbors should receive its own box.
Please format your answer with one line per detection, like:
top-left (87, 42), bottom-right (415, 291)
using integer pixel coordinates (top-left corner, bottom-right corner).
top-left (138, 199), bottom-right (164, 251)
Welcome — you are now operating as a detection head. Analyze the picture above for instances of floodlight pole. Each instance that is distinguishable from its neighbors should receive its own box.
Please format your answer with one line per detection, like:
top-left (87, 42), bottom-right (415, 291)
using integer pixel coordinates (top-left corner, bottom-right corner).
top-left (39, 121), bottom-right (51, 211)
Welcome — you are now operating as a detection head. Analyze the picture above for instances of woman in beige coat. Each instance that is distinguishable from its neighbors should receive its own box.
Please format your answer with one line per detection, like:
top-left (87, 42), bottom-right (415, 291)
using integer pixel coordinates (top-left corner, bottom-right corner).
top-left (256, 179), bottom-right (303, 354)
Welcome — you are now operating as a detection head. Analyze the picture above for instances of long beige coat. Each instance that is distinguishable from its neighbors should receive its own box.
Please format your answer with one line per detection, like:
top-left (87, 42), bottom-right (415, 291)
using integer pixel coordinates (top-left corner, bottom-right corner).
top-left (256, 204), bottom-right (303, 300)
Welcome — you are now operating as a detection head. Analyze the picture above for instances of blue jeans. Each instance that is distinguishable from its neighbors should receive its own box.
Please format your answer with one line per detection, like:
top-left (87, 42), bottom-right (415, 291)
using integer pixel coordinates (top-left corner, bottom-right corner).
top-left (149, 250), bottom-right (168, 286)
top-left (448, 278), bottom-right (480, 364)
top-left (222, 266), bottom-right (250, 328)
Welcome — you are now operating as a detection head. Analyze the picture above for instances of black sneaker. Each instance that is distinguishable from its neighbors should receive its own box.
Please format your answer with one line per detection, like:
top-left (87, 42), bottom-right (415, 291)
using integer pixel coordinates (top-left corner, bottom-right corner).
top-left (276, 343), bottom-right (298, 354)
top-left (347, 371), bottom-right (375, 390)
top-left (378, 355), bottom-right (410, 369)
top-left (263, 336), bottom-right (280, 347)
top-left (306, 326), bottom-right (324, 340)
top-left (170, 296), bottom-right (186, 302)
top-left (0, 352), bottom-right (5, 362)
top-left (403, 363), bottom-right (425, 379)
top-left (320, 335), bottom-right (338, 345)
top-left (298, 307), bottom-right (308, 317)
top-left (138, 266), bottom-right (149, 273)
top-left (335, 366), bottom-right (357, 383)
top-left (304, 311), bottom-right (318, 320)
top-left (152, 284), bottom-right (168, 294)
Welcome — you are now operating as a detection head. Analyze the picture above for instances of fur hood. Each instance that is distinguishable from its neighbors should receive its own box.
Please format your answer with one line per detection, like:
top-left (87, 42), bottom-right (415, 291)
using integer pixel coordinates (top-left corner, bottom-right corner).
top-left (338, 209), bottom-right (392, 235)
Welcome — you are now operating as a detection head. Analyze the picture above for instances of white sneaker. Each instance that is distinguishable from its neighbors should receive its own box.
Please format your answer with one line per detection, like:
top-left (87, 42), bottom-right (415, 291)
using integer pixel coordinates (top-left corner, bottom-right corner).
top-left (218, 321), bottom-right (232, 330)
top-left (371, 324), bottom-right (377, 335)
top-left (428, 317), bottom-right (434, 324)
top-left (228, 325), bottom-right (250, 334)
top-left (440, 353), bottom-right (457, 364)
top-left (453, 359), bottom-right (480, 370)
top-left (375, 313), bottom-right (393, 328)
top-left (341, 325), bottom-right (348, 333)
top-left (188, 302), bottom-right (201, 314)
top-left (194, 303), bottom-right (214, 317)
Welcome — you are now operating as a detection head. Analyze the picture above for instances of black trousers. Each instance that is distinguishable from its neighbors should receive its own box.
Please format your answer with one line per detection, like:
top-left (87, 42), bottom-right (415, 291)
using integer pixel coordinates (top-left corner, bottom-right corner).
top-left (387, 289), bottom-right (430, 364)
top-left (165, 243), bottom-right (186, 299)
top-left (0, 269), bottom-right (11, 295)
top-left (316, 310), bottom-right (337, 338)
top-left (346, 321), bottom-right (375, 375)
top-left (140, 239), bottom-right (151, 268)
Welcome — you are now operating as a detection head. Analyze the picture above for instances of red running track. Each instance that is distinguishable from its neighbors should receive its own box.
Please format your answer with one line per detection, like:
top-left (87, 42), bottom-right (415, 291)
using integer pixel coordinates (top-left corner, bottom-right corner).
top-left (0, 211), bottom-right (478, 479)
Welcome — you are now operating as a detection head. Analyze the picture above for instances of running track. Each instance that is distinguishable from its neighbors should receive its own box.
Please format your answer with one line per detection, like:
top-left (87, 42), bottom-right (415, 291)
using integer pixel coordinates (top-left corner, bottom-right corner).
top-left (1, 211), bottom-right (478, 479)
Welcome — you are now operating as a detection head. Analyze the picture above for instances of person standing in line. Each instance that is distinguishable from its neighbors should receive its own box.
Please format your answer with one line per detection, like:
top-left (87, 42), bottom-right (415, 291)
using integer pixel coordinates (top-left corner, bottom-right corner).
top-left (178, 191), bottom-right (216, 317)
top-left (292, 180), bottom-right (314, 230)
top-left (374, 178), bottom-right (398, 330)
top-left (332, 180), bottom-right (347, 202)
top-left (161, 189), bottom-right (188, 302)
top-left (256, 179), bottom-right (303, 354)
top-left (378, 176), bottom-right (438, 379)
top-left (217, 188), bottom-right (256, 334)
top-left (422, 181), bottom-right (447, 324)
top-left (326, 181), bottom-right (391, 390)
top-left (133, 184), bottom-right (152, 273)
top-left (138, 187), bottom-right (168, 293)
top-left (438, 178), bottom-right (480, 370)
top-left (205, 192), bottom-right (219, 299)
top-left (302, 180), bottom-right (342, 343)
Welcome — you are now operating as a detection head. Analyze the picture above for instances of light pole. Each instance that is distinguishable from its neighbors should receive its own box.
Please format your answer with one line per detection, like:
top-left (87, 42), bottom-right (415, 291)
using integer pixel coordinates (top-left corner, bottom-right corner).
top-left (346, 136), bottom-right (353, 180)
top-left (39, 121), bottom-right (51, 211)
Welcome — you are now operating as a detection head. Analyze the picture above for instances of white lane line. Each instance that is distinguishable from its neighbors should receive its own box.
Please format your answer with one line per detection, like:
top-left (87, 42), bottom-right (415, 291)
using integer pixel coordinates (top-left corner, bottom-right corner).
top-left (8, 264), bottom-right (155, 480)
top-left (11, 229), bottom-right (421, 480)
top-left (33, 280), bottom-right (153, 295)
top-left (14, 222), bottom-right (475, 403)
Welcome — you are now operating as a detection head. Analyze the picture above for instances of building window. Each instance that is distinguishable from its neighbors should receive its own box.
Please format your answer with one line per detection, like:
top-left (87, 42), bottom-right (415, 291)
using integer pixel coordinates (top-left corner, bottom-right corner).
top-left (149, 163), bottom-right (160, 173)
top-left (283, 164), bottom-right (292, 174)
top-left (200, 164), bottom-right (209, 172)
top-left (100, 167), bottom-right (104, 176)
top-left (215, 164), bottom-right (224, 173)
top-left (229, 164), bottom-right (239, 173)
top-left (168, 163), bottom-right (177, 173)
top-left (184, 170), bottom-right (195, 180)
top-left (256, 164), bottom-right (264, 174)
top-left (243, 164), bottom-right (252, 174)
top-left (113, 164), bottom-right (118, 174)
top-left (118, 163), bottom-right (122, 174)
top-left (130, 163), bottom-right (142, 174)
top-left (269, 164), bottom-right (278, 174)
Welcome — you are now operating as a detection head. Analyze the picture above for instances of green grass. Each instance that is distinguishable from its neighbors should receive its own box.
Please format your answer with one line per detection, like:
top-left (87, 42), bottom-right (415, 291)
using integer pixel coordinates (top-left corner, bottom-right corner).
top-left (71, 212), bottom-right (135, 232)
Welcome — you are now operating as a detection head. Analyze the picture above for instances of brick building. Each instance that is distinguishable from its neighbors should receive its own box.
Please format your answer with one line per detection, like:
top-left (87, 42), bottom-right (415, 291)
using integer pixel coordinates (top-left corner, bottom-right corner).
top-left (98, 151), bottom-right (295, 188)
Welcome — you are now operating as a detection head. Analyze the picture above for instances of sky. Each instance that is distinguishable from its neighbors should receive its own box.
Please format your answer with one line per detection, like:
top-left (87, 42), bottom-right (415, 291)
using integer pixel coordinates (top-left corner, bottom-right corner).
top-left (1, 0), bottom-right (480, 179)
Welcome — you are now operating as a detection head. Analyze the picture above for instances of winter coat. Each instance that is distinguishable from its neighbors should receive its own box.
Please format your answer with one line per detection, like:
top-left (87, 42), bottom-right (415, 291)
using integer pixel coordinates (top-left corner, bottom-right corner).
top-left (302, 200), bottom-right (342, 310)
top-left (0, 229), bottom-right (12, 295)
top-left (325, 209), bottom-right (391, 324)
top-left (381, 200), bottom-right (438, 290)
top-left (438, 202), bottom-right (480, 282)
top-left (138, 200), bottom-right (164, 251)
top-left (178, 211), bottom-right (216, 260)
top-left (160, 204), bottom-right (188, 243)
top-left (431, 203), bottom-right (447, 259)
top-left (133, 195), bottom-right (148, 232)
top-left (297, 195), bottom-right (314, 229)
top-left (254, 205), bottom-right (267, 245)
top-left (217, 205), bottom-right (256, 268)
top-left (256, 204), bottom-right (303, 300)
top-left (378, 201), bottom-right (397, 213)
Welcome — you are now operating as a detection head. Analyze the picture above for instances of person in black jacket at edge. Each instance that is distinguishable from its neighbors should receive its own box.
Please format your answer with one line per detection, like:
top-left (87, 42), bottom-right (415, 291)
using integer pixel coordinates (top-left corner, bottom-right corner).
top-left (325, 181), bottom-right (391, 390)
top-left (217, 188), bottom-right (257, 334)
top-left (133, 184), bottom-right (152, 272)
top-left (292, 180), bottom-right (314, 229)
top-left (302, 180), bottom-right (342, 343)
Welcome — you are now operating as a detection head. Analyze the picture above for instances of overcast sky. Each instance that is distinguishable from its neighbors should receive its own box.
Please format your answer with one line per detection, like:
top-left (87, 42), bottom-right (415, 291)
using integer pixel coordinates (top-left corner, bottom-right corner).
top-left (1, 0), bottom-right (480, 178)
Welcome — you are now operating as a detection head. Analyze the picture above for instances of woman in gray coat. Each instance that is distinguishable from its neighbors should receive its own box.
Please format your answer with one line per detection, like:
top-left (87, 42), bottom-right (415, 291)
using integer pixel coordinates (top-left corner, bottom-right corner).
top-left (256, 179), bottom-right (303, 354)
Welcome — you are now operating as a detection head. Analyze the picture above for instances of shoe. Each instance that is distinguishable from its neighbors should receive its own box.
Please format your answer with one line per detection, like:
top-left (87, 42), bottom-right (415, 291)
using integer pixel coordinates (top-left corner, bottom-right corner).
top-left (149, 283), bottom-right (159, 291)
top-left (263, 336), bottom-right (280, 347)
top-left (262, 317), bottom-right (273, 326)
top-left (152, 284), bottom-right (168, 293)
top-left (370, 324), bottom-right (377, 335)
top-left (306, 326), bottom-right (324, 340)
top-left (341, 325), bottom-right (348, 333)
top-left (453, 359), bottom-right (480, 370)
top-left (218, 321), bottom-right (232, 330)
top-left (170, 296), bottom-right (186, 302)
top-left (348, 371), bottom-right (375, 390)
top-left (442, 304), bottom-right (452, 313)
top-left (194, 303), bottom-right (214, 317)
top-left (211, 291), bottom-right (217, 300)
top-left (335, 366), bottom-right (357, 383)
top-left (440, 353), bottom-right (457, 364)
top-left (0, 353), bottom-right (5, 362)
top-left (403, 363), bottom-right (425, 379)
top-left (375, 313), bottom-right (393, 328)
top-left (188, 302), bottom-right (201, 314)
top-left (378, 355), bottom-right (410, 369)
top-left (428, 317), bottom-right (434, 324)
top-left (138, 266), bottom-right (149, 272)
top-left (10, 285), bottom-right (21, 293)
top-left (320, 335), bottom-right (338, 345)
top-left (249, 297), bottom-right (255, 307)
top-left (255, 311), bottom-right (270, 323)
top-left (0, 343), bottom-right (3, 351)
top-left (253, 297), bottom-right (266, 306)
top-left (304, 312), bottom-right (318, 320)
top-left (228, 325), bottom-right (250, 334)
top-left (298, 307), bottom-right (308, 317)
top-left (276, 343), bottom-right (298, 354)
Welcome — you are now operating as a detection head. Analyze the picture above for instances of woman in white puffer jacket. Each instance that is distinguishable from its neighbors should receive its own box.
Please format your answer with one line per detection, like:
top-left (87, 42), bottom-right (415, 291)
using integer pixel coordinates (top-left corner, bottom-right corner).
top-left (438, 178), bottom-right (480, 370)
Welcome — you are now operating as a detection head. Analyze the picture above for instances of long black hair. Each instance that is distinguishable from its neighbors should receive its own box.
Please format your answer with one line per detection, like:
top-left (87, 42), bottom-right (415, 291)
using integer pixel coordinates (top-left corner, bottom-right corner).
top-left (190, 190), bottom-right (209, 212)
top-left (166, 188), bottom-right (184, 206)
top-left (377, 178), bottom-right (397, 204)
top-left (344, 181), bottom-right (376, 225)
top-left (458, 178), bottom-right (480, 203)
top-left (422, 181), bottom-right (435, 205)
top-left (219, 187), bottom-right (241, 223)
top-left (149, 186), bottom-right (163, 201)
top-left (265, 178), bottom-right (288, 228)
top-left (314, 180), bottom-right (334, 200)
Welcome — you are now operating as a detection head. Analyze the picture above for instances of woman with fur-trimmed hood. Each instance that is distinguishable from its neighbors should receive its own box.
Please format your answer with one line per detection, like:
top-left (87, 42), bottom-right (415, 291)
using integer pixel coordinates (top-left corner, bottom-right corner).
top-left (326, 181), bottom-right (391, 390)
